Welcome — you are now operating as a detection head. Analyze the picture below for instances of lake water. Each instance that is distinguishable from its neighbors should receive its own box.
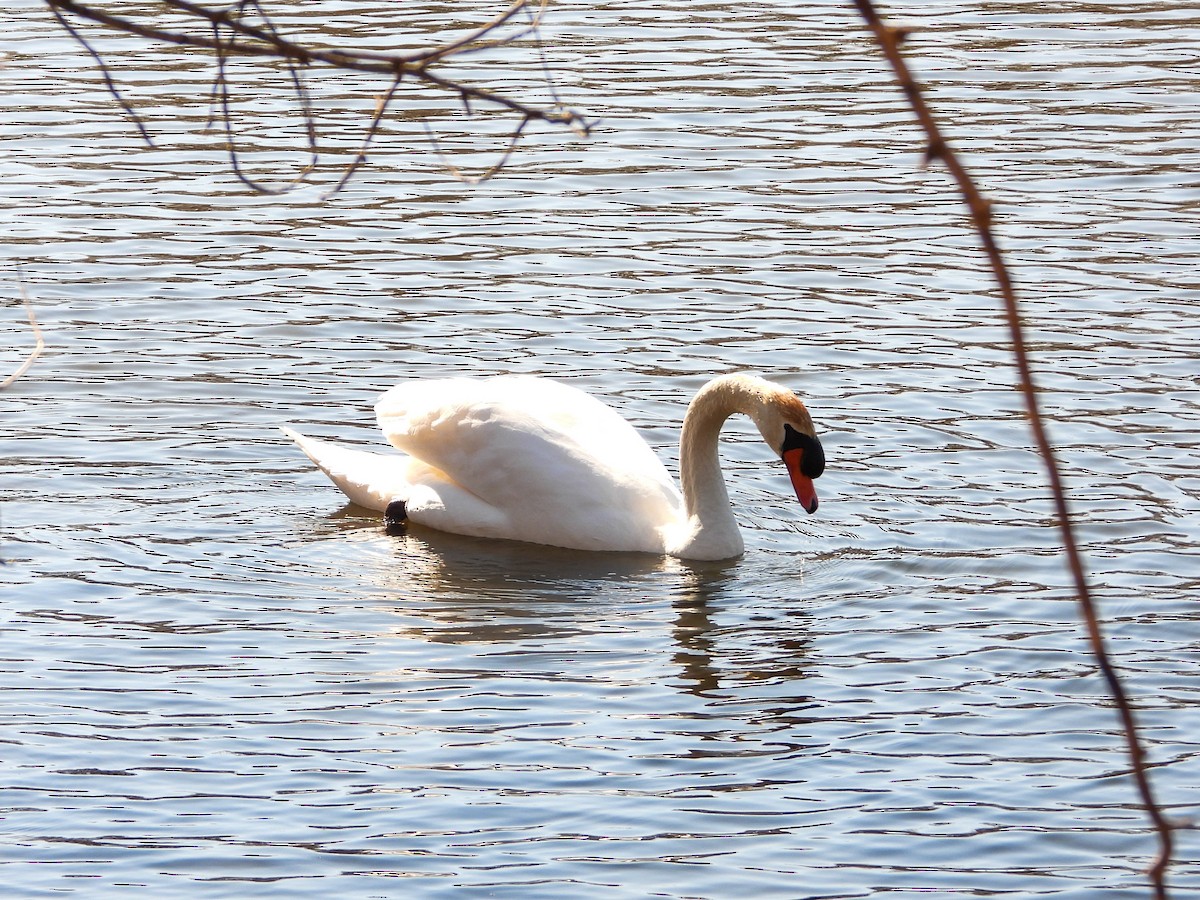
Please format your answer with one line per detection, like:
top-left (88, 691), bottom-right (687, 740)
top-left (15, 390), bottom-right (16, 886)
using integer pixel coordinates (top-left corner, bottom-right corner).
top-left (1, 0), bottom-right (1198, 896)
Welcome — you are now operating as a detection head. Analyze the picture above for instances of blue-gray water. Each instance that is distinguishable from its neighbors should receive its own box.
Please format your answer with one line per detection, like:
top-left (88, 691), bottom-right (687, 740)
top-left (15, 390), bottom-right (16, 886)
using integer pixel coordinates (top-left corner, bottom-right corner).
top-left (1, 0), bottom-right (1198, 896)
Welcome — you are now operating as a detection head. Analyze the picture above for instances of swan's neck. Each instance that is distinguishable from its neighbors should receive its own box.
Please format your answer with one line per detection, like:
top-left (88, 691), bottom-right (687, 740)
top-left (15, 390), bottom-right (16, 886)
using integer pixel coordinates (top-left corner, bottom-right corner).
top-left (675, 375), bottom-right (772, 558)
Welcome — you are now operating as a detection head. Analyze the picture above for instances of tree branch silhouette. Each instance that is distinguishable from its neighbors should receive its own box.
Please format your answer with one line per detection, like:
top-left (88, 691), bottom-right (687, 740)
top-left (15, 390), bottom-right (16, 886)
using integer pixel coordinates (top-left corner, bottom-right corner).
top-left (43, 0), bottom-right (589, 192)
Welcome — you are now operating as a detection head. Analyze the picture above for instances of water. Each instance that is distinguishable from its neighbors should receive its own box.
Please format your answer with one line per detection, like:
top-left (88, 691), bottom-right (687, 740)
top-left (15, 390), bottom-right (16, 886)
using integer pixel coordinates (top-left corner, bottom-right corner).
top-left (2, 0), bottom-right (1198, 896)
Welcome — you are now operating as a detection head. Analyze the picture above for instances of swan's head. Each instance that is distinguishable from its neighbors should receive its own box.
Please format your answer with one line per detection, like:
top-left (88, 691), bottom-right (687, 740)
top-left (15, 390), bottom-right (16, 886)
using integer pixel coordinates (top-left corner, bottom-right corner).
top-left (754, 389), bottom-right (825, 514)
top-left (686, 373), bottom-right (827, 515)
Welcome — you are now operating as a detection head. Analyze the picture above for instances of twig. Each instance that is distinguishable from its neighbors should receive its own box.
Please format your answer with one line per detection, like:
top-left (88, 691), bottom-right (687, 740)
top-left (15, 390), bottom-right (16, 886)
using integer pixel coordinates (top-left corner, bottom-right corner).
top-left (43, 0), bottom-right (590, 140)
top-left (45, 1), bottom-right (156, 146)
top-left (422, 114), bottom-right (534, 186)
top-left (208, 11), bottom-right (317, 194)
top-left (322, 75), bottom-right (404, 198)
top-left (406, 0), bottom-right (550, 65)
top-left (848, 2), bottom-right (1174, 894)
top-left (1, 282), bottom-right (45, 389)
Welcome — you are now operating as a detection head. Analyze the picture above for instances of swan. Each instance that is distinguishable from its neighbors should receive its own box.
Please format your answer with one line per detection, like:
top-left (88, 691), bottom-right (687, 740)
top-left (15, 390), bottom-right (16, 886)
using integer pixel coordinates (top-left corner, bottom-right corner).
top-left (283, 373), bottom-right (825, 560)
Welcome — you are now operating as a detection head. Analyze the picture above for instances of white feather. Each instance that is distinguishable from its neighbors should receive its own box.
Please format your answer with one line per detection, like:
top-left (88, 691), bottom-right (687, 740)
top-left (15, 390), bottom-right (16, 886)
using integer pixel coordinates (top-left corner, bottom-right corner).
top-left (284, 373), bottom-right (820, 560)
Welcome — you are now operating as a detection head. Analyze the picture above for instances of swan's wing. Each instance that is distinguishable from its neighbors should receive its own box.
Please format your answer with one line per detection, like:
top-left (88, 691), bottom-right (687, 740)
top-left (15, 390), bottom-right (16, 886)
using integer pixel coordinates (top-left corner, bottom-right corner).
top-left (283, 427), bottom-right (415, 512)
top-left (284, 427), bottom-right (515, 535)
top-left (373, 376), bottom-right (684, 551)
top-left (375, 376), bottom-right (674, 488)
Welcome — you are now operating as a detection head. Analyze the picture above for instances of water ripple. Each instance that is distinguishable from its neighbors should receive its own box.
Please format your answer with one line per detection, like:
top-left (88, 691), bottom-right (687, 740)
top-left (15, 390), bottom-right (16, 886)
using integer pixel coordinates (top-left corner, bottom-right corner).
top-left (2, 0), bottom-right (1199, 896)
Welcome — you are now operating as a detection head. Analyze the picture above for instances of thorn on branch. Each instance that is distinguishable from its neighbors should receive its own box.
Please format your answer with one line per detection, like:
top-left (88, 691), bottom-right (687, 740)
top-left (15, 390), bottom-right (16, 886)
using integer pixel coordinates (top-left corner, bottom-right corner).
top-left (921, 139), bottom-right (947, 167)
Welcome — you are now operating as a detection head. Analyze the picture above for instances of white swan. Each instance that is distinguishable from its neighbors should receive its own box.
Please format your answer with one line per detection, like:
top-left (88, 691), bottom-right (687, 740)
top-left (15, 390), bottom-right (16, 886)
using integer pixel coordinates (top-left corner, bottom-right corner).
top-left (283, 373), bottom-right (825, 560)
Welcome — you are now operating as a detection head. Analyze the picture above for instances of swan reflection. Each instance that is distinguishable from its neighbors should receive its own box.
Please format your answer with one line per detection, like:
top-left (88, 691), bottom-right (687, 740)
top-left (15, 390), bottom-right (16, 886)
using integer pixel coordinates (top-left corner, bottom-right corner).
top-left (324, 504), bottom-right (677, 642)
top-left (322, 506), bottom-right (817, 699)
top-left (671, 561), bottom-right (817, 698)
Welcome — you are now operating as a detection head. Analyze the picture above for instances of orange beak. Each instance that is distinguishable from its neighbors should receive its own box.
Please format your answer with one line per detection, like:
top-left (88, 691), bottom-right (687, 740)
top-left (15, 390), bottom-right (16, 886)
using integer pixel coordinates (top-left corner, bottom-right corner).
top-left (783, 448), bottom-right (819, 514)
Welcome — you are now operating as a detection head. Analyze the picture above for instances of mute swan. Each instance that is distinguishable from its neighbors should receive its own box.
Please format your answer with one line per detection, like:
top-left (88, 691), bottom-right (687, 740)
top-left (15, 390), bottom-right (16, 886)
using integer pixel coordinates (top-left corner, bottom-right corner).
top-left (283, 373), bottom-right (824, 560)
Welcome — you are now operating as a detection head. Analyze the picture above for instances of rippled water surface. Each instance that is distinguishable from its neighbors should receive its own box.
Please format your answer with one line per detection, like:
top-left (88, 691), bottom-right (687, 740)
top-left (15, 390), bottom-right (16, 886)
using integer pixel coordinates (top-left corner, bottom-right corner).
top-left (2, 0), bottom-right (1199, 896)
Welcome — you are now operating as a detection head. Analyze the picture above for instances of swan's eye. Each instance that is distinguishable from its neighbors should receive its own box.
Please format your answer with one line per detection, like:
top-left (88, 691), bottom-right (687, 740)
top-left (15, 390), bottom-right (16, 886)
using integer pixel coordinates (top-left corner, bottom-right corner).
top-left (782, 424), bottom-right (825, 478)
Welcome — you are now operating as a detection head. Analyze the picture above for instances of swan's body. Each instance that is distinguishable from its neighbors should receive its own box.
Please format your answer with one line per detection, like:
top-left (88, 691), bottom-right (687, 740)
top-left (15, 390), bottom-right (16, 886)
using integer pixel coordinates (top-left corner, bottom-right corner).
top-left (284, 373), bottom-right (824, 560)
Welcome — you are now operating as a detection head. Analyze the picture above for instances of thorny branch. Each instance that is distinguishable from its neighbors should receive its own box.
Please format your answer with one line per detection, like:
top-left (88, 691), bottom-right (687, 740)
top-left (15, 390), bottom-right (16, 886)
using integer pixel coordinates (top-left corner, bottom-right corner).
top-left (848, 1), bottom-right (1174, 895)
top-left (43, 0), bottom-right (589, 192)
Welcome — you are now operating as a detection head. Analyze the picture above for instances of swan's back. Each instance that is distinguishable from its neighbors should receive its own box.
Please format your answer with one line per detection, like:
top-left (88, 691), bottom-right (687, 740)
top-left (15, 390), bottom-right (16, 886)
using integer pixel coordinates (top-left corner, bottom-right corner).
top-left (375, 376), bottom-right (684, 552)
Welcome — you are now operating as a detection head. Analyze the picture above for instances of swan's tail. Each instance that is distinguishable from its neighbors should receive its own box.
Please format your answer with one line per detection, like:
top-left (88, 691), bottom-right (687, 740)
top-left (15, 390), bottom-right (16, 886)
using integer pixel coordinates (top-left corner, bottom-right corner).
top-left (282, 427), bottom-right (412, 512)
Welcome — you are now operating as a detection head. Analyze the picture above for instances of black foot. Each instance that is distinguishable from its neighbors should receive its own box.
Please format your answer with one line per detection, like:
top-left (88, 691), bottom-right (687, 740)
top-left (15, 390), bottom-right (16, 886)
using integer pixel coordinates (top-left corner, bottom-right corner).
top-left (384, 499), bottom-right (408, 535)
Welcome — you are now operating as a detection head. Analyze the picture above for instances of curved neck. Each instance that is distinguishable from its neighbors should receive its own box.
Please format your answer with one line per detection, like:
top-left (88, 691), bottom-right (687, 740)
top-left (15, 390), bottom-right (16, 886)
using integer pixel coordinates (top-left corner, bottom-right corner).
top-left (677, 376), bottom-right (772, 550)
top-left (679, 391), bottom-right (735, 522)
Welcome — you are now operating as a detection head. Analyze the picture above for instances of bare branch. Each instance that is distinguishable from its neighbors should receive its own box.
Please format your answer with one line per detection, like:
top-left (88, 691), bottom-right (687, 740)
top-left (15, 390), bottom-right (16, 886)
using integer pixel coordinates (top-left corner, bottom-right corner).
top-left (43, 0), bottom-right (590, 135)
top-left (406, 0), bottom-right (550, 65)
top-left (208, 11), bottom-right (317, 194)
top-left (849, 2), bottom-right (1174, 894)
top-left (323, 75), bottom-right (404, 199)
top-left (423, 114), bottom-right (533, 186)
top-left (45, 1), bottom-right (157, 145)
